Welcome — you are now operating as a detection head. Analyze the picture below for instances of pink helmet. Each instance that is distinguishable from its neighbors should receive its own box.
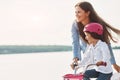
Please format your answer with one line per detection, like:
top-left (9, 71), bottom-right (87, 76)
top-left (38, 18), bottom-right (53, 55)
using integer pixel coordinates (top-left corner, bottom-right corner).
top-left (83, 23), bottom-right (103, 35)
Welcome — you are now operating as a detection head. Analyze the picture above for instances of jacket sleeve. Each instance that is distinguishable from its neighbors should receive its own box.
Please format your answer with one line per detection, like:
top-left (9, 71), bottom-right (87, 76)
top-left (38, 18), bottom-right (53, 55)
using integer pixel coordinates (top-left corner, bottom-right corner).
top-left (108, 43), bottom-right (116, 64)
top-left (71, 21), bottom-right (81, 60)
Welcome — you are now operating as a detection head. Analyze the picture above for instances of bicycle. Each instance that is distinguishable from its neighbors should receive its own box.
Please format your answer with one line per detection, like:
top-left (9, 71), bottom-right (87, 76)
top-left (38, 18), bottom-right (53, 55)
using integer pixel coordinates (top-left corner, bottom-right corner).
top-left (63, 63), bottom-right (120, 80)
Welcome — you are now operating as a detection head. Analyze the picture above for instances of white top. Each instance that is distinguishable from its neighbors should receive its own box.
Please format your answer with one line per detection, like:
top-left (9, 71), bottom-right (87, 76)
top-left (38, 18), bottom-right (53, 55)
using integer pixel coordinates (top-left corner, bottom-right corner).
top-left (79, 40), bottom-right (113, 74)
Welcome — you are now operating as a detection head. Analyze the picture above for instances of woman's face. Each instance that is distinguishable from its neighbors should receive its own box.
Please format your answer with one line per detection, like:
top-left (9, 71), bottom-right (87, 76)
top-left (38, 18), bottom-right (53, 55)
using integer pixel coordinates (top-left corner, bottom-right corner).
top-left (75, 6), bottom-right (90, 24)
top-left (84, 32), bottom-right (94, 44)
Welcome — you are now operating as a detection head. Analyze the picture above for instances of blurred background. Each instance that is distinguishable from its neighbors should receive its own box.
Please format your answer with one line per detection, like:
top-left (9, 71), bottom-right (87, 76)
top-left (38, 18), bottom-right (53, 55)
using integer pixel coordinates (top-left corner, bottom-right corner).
top-left (0, 0), bottom-right (120, 46)
top-left (0, 1), bottom-right (120, 80)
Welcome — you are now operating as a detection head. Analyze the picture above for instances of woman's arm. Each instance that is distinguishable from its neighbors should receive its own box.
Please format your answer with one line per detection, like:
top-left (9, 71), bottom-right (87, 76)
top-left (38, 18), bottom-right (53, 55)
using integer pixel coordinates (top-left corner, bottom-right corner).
top-left (108, 43), bottom-right (116, 64)
top-left (108, 43), bottom-right (120, 72)
top-left (71, 21), bottom-right (81, 60)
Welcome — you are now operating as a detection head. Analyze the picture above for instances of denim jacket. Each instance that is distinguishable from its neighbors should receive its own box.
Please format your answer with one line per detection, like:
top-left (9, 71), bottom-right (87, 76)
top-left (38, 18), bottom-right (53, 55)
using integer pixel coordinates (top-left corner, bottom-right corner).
top-left (71, 21), bottom-right (116, 64)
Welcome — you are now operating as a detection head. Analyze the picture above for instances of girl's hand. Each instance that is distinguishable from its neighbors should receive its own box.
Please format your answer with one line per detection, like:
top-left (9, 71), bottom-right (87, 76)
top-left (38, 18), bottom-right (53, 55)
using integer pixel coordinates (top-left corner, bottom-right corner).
top-left (96, 61), bottom-right (107, 66)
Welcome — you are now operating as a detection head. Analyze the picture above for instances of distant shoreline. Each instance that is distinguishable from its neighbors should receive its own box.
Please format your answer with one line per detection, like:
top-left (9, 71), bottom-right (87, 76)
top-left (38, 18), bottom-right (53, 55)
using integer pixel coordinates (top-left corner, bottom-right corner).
top-left (0, 45), bottom-right (72, 54)
top-left (0, 45), bottom-right (119, 54)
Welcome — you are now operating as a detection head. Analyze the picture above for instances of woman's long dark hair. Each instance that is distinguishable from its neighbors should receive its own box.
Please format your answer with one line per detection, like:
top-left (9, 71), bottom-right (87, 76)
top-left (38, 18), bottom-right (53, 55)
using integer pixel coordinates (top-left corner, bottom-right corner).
top-left (75, 1), bottom-right (120, 44)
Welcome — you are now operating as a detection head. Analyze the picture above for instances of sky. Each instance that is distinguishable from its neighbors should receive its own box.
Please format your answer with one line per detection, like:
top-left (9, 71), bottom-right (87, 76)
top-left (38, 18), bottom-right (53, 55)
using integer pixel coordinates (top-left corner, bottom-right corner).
top-left (0, 0), bottom-right (120, 45)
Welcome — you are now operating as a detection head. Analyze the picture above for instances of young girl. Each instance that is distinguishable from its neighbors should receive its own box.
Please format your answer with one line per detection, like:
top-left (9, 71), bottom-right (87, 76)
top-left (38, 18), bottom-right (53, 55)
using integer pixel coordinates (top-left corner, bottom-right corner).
top-left (71, 23), bottom-right (113, 80)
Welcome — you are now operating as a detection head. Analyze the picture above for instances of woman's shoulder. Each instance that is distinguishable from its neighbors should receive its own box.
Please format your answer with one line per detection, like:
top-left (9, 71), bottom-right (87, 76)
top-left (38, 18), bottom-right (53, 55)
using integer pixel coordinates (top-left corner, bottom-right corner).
top-left (72, 20), bottom-right (78, 29)
top-left (72, 20), bottom-right (77, 25)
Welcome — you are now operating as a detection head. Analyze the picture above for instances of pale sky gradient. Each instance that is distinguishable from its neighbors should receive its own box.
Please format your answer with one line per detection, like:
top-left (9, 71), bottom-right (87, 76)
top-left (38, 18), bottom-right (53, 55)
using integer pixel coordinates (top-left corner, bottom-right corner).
top-left (0, 0), bottom-right (120, 45)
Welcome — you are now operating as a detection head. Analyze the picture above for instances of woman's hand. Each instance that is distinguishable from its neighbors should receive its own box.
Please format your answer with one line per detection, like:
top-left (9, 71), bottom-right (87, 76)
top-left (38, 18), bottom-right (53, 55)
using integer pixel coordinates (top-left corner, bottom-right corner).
top-left (73, 57), bottom-right (79, 63)
top-left (70, 62), bottom-right (78, 70)
top-left (70, 58), bottom-right (79, 70)
top-left (70, 57), bottom-right (79, 70)
top-left (113, 64), bottom-right (120, 72)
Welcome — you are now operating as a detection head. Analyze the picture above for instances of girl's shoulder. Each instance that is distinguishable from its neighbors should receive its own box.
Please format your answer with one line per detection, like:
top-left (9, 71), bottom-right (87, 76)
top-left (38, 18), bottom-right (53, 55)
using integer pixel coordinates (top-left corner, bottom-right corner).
top-left (99, 41), bottom-right (108, 46)
top-left (98, 41), bottom-right (108, 49)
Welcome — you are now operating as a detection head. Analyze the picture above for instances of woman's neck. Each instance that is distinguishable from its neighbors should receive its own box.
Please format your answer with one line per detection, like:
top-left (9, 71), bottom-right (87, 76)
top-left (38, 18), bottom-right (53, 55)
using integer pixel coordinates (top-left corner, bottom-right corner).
top-left (81, 18), bottom-right (90, 26)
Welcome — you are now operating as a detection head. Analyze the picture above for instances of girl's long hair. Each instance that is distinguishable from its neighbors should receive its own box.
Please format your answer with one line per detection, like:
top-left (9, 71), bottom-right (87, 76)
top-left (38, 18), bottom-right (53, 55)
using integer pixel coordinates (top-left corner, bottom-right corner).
top-left (75, 1), bottom-right (120, 44)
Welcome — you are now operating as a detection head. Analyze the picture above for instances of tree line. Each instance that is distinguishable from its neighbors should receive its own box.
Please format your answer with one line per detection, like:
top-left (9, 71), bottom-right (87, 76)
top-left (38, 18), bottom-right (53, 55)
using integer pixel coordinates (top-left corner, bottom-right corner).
top-left (0, 45), bottom-right (72, 54)
top-left (0, 45), bottom-right (119, 54)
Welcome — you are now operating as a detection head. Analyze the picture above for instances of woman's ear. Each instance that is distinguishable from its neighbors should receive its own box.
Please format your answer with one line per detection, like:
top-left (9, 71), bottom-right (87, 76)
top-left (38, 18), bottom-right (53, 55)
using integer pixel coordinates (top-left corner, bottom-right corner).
top-left (86, 11), bottom-right (90, 17)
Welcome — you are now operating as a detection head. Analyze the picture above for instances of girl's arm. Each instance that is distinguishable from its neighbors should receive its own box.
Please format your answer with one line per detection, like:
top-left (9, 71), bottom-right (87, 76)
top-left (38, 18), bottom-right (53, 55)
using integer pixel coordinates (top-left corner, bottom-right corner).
top-left (101, 43), bottom-right (111, 63)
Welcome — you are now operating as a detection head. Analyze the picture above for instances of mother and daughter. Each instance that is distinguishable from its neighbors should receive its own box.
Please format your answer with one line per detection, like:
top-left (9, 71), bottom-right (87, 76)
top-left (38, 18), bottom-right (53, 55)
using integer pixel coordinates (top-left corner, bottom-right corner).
top-left (70, 1), bottom-right (120, 80)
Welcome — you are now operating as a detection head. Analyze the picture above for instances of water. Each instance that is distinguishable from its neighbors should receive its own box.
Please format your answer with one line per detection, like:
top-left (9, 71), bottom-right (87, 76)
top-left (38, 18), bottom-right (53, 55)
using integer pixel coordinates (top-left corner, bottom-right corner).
top-left (0, 50), bottom-right (119, 80)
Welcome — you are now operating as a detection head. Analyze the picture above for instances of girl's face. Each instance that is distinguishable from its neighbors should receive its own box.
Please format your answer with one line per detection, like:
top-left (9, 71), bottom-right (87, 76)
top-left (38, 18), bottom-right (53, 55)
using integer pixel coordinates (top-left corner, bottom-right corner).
top-left (84, 32), bottom-right (94, 44)
top-left (75, 6), bottom-right (90, 24)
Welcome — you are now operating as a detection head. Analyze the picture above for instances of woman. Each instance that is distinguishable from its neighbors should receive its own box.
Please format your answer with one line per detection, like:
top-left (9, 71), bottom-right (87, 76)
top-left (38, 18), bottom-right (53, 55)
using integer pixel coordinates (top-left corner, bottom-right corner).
top-left (71, 1), bottom-right (120, 72)
top-left (71, 23), bottom-right (113, 80)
